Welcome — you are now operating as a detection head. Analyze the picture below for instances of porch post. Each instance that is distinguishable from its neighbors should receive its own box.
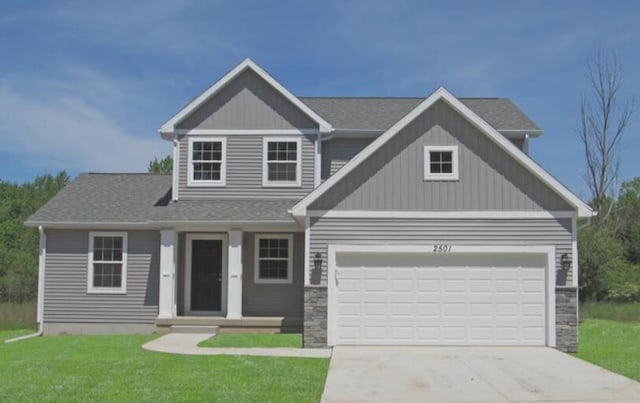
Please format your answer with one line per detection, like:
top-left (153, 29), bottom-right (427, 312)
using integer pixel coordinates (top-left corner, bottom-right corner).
top-left (158, 230), bottom-right (176, 319)
top-left (226, 230), bottom-right (243, 319)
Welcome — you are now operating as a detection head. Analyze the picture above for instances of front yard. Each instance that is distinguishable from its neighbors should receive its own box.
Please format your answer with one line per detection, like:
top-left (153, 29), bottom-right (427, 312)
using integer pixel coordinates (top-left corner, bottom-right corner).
top-left (575, 303), bottom-right (640, 382)
top-left (0, 331), bottom-right (329, 402)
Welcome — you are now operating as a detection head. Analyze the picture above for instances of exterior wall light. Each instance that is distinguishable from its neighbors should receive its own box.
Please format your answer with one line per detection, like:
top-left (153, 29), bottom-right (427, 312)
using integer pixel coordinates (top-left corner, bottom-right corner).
top-left (561, 253), bottom-right (571, 271)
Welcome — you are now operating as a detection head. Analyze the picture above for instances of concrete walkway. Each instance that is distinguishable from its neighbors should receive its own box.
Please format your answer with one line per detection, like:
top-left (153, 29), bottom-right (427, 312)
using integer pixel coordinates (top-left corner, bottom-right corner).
top-left (323, 346), bottom-right (640, 402)
top-left (142, 333), bottom-right (332, 358)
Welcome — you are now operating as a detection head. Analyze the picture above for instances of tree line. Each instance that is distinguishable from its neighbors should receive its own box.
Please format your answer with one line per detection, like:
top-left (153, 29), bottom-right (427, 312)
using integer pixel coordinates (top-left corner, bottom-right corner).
top-left (0, 172), bottom-right (69, 302)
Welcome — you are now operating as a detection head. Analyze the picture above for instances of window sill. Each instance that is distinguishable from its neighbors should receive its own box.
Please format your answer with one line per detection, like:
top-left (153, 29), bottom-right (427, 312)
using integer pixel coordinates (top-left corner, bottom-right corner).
top-left (423, 176), bottom-right (459, 181)
top-left (87, 288), bottom-right (127, 295)
top-left (261, 182), bottom-right (302, 188)
top-left (187, 181), bottom-right (227, 187)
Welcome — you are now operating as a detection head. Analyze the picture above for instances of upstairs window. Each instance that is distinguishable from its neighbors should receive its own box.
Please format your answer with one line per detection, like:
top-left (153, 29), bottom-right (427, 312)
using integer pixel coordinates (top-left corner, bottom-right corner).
top-left (254, 234), bottom-right (293, 284)
top-left (424, 145), bottom-right (459, 181)
top-left (88, 232), bottom-right (127, 294)
top-left (262, 138), bottom-right (301, 187)
top-left (188, 137), bottom-right (226, 186)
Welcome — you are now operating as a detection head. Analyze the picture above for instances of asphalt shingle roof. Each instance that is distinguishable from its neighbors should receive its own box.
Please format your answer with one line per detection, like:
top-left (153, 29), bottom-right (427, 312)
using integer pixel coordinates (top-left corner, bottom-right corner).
top-left (27, 174), bottom-right (172, 224)
top-left (149, 199), bottom-right (296, 223)
top-left (300, 97), bottom-right (541, 132)
top-left (26, 174), bottom-right (297, 225)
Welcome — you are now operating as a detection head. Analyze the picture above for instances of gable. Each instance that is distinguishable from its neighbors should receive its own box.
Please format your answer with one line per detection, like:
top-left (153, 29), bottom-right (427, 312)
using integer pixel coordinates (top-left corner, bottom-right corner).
top-left (309, 100), bottom-right (572, 211)
top-left (176, 69), bottom-right (317, 131)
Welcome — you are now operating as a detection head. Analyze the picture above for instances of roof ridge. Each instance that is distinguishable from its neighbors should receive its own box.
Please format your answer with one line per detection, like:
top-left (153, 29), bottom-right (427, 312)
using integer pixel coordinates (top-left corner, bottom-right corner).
top-left (300, 96), bottom-right (506, 100)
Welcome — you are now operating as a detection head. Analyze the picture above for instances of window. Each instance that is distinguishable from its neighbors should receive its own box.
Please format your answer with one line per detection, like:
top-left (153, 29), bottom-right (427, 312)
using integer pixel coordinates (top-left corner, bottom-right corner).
top-left (254, 234), bottom-right (293, 284)
top-left (188, 137), bottom-right (226, 186)
top-left (262, 137), bottom-right (301, 187)
top-left (424, 145), bottom-right (459, 180)
top-left (88, 232), bottom-right (127, 294)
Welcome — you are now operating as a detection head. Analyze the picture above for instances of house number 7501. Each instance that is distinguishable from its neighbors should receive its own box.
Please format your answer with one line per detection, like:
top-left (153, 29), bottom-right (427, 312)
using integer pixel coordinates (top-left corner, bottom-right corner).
top-left (433, 244), bottom-right (452, 253)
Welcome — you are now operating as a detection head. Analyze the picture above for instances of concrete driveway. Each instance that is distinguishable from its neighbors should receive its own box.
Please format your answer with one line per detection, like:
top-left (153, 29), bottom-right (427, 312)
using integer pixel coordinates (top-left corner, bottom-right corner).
top-left (322, 346), bottom-right (640, 402)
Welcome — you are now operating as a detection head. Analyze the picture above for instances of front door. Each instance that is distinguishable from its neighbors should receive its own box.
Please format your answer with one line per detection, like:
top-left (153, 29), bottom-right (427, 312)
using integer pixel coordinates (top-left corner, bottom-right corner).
top-left (186, 234), bottom-right (226, 314)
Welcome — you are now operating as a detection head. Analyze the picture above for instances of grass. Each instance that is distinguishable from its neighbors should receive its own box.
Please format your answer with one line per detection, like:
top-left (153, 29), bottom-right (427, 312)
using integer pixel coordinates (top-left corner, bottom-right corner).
top-left (580, 302), bottom-right (640, 323)
top-left (0, 330), bottom-right (329, 402)
top-left (0, 301), bottom-right (36, 330)
top-left (199, 333), bottom-right (302, 348)
top-left (576, 319), bottom-right (640, 382)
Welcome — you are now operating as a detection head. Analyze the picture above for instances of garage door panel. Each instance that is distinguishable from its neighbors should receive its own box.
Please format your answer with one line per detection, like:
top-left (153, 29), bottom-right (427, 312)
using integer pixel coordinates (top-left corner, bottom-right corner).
top-left (333, 250), bottom-right (548, 346)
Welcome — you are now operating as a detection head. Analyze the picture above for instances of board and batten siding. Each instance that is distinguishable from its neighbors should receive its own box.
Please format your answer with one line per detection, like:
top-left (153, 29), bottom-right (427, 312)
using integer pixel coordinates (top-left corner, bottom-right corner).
top-left (321, 138), bottom-right (372, 180)
top-left (43, 230), bottom-right (160, 323)
top-left (242, 232), bottom-right (304, 326)
top-left (310, 100), bottom-right (571, 211)
top-left (178, 134), bottom-right (316, 199)
top-left (309, 217), bottom-right (573, 285)
top-left (176, 69), bottom-right (317, 130)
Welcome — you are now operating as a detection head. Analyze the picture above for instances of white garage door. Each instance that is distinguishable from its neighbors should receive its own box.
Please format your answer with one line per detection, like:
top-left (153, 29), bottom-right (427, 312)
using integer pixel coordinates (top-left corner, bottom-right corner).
top-left (330, 250), bottom-right (549, 346)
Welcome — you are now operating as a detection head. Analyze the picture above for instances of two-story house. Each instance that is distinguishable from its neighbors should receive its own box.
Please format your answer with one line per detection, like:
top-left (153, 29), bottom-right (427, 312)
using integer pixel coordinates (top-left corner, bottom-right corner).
top-left (27, 59), bottom-right (593, 352)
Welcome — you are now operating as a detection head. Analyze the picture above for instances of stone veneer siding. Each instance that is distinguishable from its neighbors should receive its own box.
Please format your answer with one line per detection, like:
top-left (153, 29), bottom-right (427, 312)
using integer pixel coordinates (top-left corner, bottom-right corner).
top-left (555, 286), bottom-right (578, 353)
top-left (303, 286), bottom-right (327, 348)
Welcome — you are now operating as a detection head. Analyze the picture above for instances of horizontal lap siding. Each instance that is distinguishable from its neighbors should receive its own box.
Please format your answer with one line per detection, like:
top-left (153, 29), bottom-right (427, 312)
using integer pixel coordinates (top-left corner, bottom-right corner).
top-left (311, 101), bottom-right (571, 211)
top-left (44, 230), bottom-right (160, 323)
top-left (242, 233), bottom-right (304, 319)
top-left (309, 217), bottom-right (572, 285)
top-left (178, 134), bottom-right (315, 199)
top-left (176, 69), bottom-right (316, 130)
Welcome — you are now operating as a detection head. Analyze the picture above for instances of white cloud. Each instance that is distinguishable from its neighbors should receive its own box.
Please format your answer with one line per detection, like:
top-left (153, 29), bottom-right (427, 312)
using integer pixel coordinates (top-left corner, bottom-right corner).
top-left (0, 81), bottom-right (169, 173)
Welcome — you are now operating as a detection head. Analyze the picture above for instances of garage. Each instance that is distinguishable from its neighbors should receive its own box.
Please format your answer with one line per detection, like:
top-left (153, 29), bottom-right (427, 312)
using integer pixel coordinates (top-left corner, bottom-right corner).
top-left (327, 245), bottom-right (555, 346)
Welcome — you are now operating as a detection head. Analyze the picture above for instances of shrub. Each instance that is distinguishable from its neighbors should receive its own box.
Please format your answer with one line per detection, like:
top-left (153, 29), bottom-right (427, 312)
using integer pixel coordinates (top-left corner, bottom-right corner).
top-left (604, 260), bottom-right (640, 302)
top-left (579, 225), bottom-right (625, 301)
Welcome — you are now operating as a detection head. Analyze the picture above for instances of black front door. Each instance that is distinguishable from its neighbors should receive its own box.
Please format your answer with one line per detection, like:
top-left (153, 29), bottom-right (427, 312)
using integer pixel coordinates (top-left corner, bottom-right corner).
top-left (190, 239), bottom-right (223, 311)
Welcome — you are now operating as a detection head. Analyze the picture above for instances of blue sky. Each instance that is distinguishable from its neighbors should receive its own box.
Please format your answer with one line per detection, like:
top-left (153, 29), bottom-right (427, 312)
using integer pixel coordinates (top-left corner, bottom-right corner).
top-left (0, 1), bottom-right (638, 200)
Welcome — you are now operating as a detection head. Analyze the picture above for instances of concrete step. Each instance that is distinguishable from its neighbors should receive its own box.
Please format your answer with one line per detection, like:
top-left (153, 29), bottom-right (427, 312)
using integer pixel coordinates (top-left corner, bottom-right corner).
top-left (170, 325), bottom-right (219, 334)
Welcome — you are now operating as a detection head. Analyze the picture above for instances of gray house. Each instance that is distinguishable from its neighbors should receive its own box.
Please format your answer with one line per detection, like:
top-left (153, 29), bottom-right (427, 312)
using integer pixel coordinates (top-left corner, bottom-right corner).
top-left (27, 59), bottom-right (593, 352)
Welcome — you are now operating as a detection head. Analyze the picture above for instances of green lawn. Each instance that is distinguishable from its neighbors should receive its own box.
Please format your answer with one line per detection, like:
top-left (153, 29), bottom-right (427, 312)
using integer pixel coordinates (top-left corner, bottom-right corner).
top-left (576, 319), bottom-right (640, 382)
top-left (199, 333), bottom-right (302, 348)
top-left (580, 302), bottom-right (640, 323)
top-left (0, 330), bottom-right (329, 402)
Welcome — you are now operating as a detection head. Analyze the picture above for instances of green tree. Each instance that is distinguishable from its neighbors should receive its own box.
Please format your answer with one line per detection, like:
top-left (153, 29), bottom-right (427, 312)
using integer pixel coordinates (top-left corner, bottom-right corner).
top-left (0, 171), bottom-right (69, 302)
top-left (148, 156), bottom-right (173, 174)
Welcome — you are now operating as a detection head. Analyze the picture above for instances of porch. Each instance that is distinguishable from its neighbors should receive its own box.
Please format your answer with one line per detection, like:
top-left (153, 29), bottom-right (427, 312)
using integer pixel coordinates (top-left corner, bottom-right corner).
top-left (156, 229), bottom-right (304, 333)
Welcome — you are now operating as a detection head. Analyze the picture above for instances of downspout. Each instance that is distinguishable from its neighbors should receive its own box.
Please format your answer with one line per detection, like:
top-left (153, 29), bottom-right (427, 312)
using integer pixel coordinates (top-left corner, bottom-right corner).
top-left (5, 226), bottom-right (46, 343)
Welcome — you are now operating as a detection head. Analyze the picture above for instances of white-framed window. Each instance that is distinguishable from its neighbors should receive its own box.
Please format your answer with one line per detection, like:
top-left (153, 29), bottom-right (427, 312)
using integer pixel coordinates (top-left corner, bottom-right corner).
top-left (424, 145), bottom-right (459, 181)
top-left (254, 234), bottom-right (293, 284)
top-left (187, 137), bottom-right (227, 186)
top-left (88, 232), bottom-right (128, 294)
top-left (262, 137), bottom-right (302, 187)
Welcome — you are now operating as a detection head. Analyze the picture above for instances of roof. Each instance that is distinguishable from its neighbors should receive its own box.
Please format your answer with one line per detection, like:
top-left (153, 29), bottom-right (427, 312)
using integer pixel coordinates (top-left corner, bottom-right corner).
top-left (27, 174), bottom-right (172, 225)
top-left (26, 174), bottom-right (296, 226)
top-left (159, 58), bottom-right (332, 136)
top-left (300, 97), bottom-right (541, 133)
top-left (292, 87), bottom-right (593, 218)
top-left (149, 199), bottom-right (295, 223)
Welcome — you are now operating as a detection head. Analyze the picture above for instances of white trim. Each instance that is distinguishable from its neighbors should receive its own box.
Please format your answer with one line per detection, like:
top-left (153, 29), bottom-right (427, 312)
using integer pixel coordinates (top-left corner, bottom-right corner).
top-left (87, 231), bottom-right (128, 294)
top-left (254, 234), bottom-right (294, 284)
top-left (304, 216), bottom-right (311, 285)
top-left (314, 134), bottom-right (322, 188)
top-left (187, 137), bottom-right (227, 187)
top-left (36, 226), bottom-right (46, 324)
top-left (158, 230), bottom-right (176, 319)
top-left (262, 137), bottom-right (302, 188)
top-left (327, 244), bottom-right (556, 347)
top-left (184, 233), bottom-right (228, 315)
top-left (26, 221), bottom-right (300, 230)
top-left (174, 129), bottom-right (319, 136)
top-left (159, 58), bottom-right (333, 134)
top-left (572, 217), bottom-right (578, 287)
top-left (292, 87), bottom-right (593, 218)
top-left (308, 210), bottom-right (577, 219)
top-left (424, 145), bottom-right (459, 181)
top-left (226, 230), bottom-right (243, 319)
top-left (172, 139), bottom-right (179, 201)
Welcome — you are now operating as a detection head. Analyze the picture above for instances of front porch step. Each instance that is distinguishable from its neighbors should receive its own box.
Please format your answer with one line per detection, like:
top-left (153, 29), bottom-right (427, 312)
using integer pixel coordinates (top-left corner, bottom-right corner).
top-left (170, 325), bottom-right (219, 334)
